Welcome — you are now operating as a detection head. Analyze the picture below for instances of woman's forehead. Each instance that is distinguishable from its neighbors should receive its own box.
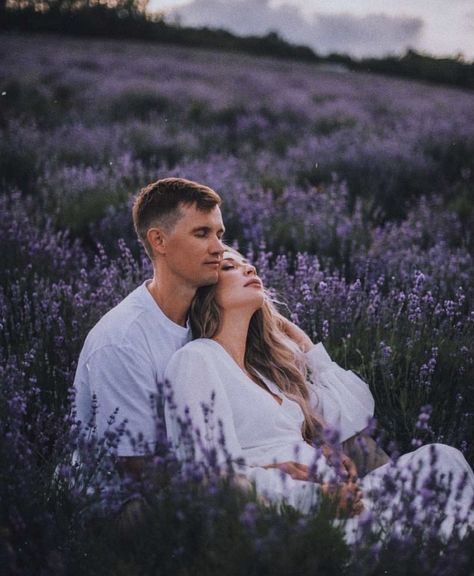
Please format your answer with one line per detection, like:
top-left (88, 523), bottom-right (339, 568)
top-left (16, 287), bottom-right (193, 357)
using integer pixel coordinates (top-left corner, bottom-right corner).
top-left (222, 250), bottom-right (248, 263)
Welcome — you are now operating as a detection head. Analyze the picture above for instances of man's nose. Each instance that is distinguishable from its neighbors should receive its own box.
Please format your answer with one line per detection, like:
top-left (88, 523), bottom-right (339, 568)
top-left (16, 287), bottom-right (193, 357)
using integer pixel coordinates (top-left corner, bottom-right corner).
top-left (210, 235), bottom-right (225, 256)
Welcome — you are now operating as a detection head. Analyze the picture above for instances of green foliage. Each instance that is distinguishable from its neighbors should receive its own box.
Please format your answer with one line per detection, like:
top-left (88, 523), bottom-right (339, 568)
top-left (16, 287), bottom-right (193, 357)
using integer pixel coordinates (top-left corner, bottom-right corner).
top-left (124, 124), bottom-right (184, 166)
top-left (355, 49), bottom-right (474, 90)
top-left (40, 162), bottom-right (142, 236)
top-left (312, 115), bottom-right (357, 136)
top-left (0, 122), bottom-right (45, 193)
top-left (0, 78), bottom-right (59, 126)
top-left (69, 483), bottom-right (349, 576)
top-left (4, 4), bottom-right (473, 89)
top-left (1, 32), bottom-right (473, 576)
top-left (106, 90), bottom-right (171, 121)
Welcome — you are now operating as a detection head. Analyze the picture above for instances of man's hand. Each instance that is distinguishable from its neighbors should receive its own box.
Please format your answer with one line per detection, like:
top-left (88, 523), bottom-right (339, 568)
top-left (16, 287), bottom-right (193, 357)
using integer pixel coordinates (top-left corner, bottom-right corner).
top-left (341, 453), bottom-right (358, 482)
top-left (277, 315), bottom-right (314, 353)
top-left (262, 461), bottom-right (311, 481)
top-left (117, 456), bottom-right (147, 481)
top-left (321, 480), bottom-right (364, 518)
top-left (322, 445), bottom-right (358, 482)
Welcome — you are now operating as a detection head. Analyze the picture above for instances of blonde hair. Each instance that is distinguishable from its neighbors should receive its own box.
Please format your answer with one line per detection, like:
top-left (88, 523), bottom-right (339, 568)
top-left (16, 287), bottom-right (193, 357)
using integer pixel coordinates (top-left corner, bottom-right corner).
top-left (190, 256), bottom-right (323, 443)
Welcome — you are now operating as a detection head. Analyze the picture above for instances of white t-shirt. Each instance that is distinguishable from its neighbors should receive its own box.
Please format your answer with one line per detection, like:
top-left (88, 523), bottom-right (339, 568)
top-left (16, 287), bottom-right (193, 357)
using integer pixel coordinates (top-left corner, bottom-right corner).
top-left (73, 280), bottom-right (191, 456)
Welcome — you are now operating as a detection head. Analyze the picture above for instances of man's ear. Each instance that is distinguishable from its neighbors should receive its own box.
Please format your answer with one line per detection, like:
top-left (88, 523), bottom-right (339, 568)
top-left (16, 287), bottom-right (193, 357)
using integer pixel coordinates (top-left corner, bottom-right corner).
top-left (146, 226), bottom-right (168, 256)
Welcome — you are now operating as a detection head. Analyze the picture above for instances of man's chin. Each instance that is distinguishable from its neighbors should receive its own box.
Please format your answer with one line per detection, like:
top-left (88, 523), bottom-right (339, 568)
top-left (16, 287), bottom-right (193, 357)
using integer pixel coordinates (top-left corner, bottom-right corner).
top-left (197, 273), bottom-right (219, 287)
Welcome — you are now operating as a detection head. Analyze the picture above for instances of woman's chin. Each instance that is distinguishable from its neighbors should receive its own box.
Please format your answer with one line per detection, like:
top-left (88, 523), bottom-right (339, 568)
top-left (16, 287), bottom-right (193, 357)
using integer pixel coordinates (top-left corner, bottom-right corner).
top-left (222, 294), bottom-right (265, 314)
top-left (251, 299), bottom-right (265, 313)
top-left (235, 302), bottom-right (263, 315)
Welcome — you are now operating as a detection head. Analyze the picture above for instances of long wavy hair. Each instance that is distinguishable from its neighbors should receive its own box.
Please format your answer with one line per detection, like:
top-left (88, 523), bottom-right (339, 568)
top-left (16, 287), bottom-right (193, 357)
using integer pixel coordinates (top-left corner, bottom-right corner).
top-left (190, 257), bottom-right (323, 443)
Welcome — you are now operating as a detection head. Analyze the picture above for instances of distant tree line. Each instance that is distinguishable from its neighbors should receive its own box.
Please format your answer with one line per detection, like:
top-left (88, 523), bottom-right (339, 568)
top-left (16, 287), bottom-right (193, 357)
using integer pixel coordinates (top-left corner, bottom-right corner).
top-left (2, 0), bottom-right (473, 89)
top-left (329, 50), bottom-right (474, 90)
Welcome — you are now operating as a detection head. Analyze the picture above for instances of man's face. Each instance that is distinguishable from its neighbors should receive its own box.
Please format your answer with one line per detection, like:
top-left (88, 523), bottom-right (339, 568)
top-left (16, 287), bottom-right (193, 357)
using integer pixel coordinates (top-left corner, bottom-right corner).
top-left (160, 203), bottom-right (226, 288)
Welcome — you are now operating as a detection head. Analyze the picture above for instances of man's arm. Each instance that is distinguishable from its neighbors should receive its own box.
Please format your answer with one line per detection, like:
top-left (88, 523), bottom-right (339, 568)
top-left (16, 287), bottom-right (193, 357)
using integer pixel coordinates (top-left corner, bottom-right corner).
top-left (78, 343), bottom-right (160, 459)
top-left (116, 456), bottom-right (149, 481)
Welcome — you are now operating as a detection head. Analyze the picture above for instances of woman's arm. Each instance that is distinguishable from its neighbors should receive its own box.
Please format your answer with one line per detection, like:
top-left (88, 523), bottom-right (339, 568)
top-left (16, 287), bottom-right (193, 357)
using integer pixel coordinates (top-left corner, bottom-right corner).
top-left (304, 343), bottom-right (375, 443)
top-left (279, 316), bottom-right (375, 444)
top-left (164, 344), bottom-right (327, 513)
top-left (277, 313), bottom-right (315, 352)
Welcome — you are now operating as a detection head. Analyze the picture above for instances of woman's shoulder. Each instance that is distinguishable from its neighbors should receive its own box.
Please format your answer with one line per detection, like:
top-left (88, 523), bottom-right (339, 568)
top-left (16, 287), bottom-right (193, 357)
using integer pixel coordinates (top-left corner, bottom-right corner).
top-left (174, 338), bottom-right (216, 357)
top-left (166, 338), bottom-right (219, 370)
top-left (165, 339), bottom-right (227, 386)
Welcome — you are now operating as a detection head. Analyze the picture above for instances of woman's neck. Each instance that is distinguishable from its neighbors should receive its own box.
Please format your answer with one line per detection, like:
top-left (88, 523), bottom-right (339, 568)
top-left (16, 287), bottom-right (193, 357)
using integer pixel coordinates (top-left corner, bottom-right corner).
top-left (212, 310), bottom-right (253, 369)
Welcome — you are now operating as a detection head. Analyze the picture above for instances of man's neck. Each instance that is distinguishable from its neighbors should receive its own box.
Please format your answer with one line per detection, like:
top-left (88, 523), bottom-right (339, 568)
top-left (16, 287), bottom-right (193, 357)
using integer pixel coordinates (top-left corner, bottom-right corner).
top-left (147, 273), bottom-right (195, 327)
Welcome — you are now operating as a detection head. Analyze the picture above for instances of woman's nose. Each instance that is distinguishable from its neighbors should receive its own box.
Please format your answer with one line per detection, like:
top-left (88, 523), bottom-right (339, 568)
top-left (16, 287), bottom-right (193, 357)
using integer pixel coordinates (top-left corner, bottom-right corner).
top-left (245, 264), bottom-right (257, 275)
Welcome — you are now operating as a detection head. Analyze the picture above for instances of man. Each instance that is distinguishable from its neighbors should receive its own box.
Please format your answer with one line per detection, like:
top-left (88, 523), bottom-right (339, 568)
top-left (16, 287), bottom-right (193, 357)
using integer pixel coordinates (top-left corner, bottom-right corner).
top-left (73, 177), bottom-right (225, 475)
top-left (73, 176), bottom-right (372, 515)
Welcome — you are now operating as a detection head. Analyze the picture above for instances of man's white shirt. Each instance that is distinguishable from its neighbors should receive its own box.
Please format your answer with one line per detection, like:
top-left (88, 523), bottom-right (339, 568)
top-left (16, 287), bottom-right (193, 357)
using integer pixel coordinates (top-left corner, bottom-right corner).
top-left (73, 280), bottom-right (191, 456)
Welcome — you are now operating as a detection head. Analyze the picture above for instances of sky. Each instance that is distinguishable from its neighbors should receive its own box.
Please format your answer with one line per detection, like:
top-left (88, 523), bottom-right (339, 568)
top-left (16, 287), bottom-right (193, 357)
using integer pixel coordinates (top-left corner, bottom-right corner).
top-left (148, 0), bottom-right (474, 60)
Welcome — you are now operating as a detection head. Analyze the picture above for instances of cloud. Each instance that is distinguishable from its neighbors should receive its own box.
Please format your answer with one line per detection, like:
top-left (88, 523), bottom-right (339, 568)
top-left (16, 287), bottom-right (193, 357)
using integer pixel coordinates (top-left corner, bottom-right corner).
top-left (167, 0), bottom-right (424, 57)
top-left (168, 0), bottom-right (303, 37)
top-left (313, 13), bottom-right (424, 56)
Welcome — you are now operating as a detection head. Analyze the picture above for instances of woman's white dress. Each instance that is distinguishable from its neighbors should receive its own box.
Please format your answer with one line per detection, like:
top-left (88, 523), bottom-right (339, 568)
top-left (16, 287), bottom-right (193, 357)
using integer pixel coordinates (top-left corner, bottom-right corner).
top-left (164, 338), bottom-right (474, 541)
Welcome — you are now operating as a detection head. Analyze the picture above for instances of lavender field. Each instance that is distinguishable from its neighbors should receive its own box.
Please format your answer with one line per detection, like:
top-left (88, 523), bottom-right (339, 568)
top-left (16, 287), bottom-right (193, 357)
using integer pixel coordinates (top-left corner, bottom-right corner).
top-left (1, 33), bottom-right (474, 574)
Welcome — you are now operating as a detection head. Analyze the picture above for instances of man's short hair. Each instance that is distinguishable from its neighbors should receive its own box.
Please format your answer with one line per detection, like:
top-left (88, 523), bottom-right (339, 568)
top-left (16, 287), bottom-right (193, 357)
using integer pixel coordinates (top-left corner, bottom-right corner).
top-left (132, 177), bottom-right (222, 259)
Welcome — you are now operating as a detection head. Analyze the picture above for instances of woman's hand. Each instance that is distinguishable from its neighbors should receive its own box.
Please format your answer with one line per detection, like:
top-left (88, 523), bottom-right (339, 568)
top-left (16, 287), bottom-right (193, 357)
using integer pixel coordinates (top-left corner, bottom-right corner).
top-left (262, 461), bottom-right (311, 481)
top-left (262, 460), bottom-right (364, 517)
top-left (277, 315), bottom-right (314, 353)
top-left (321, 480), bottom-right (364, 518)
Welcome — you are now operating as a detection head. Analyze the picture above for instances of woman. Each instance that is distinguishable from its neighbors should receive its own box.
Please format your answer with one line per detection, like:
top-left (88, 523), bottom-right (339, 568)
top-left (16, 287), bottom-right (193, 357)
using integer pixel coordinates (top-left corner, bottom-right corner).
top-left (164, 248), bottom-right (474, 538)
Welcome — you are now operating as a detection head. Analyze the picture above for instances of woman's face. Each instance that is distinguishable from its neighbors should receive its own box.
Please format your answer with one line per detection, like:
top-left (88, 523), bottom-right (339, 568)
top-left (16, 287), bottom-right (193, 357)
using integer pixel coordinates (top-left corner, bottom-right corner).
top-left (215, 250), bottom-right (265, 312)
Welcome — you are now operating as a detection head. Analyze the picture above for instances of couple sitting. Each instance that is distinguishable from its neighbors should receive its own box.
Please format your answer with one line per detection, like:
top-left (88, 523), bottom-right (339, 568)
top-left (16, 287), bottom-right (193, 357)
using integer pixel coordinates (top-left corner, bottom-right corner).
top-left (74, 177), bottom-right (474, 539)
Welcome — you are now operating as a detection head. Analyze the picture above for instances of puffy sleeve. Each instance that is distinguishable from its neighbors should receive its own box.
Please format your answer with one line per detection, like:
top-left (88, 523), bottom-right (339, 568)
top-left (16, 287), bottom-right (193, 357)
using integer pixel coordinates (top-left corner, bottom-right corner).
top-left (305, 343), bottom-right (375, 442)
top-left (164, 345), bottom-right (244, 467)
top-left (164, 343), bottom-right (323, 514)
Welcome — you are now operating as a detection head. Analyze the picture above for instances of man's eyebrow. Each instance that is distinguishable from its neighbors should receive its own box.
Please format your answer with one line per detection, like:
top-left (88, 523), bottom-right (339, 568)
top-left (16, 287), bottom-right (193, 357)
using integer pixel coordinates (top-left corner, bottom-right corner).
top-left (191, 225), bottom-right (226, 233)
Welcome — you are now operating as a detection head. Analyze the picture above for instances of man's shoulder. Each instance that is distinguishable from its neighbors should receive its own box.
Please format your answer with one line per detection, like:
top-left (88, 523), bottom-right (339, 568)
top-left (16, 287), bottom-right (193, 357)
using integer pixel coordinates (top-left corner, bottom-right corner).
top-left (83, 283), bottom-right (154, 351)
